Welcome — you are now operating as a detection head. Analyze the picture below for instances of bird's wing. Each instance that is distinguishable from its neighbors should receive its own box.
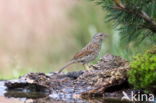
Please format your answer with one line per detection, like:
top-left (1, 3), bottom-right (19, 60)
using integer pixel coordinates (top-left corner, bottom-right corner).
top-left (73, 43), bottom-right (99, 60)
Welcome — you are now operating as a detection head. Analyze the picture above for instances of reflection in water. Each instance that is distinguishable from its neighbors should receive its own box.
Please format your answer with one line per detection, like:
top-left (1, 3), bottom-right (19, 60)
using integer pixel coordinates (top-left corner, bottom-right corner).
top-left (5, 90), bottom-right (48, 99)
top-left (1, 91), bottom-right (132, 103)
top-left (0, 96), bottom-right (133, 103)
top-left (0, 81), bottom-right (155, 103)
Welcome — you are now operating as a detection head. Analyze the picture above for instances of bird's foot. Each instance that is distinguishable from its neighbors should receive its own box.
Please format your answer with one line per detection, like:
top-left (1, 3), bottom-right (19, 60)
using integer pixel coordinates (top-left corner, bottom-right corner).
top-left (84, 64), bottom-right (90, 71)
top-left (89, 65), bottom-right (100, 70)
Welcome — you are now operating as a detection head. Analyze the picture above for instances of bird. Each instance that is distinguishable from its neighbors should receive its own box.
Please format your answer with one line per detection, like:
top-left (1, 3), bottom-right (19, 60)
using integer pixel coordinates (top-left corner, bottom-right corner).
top-left (58, 33), bottom-right (107, 73)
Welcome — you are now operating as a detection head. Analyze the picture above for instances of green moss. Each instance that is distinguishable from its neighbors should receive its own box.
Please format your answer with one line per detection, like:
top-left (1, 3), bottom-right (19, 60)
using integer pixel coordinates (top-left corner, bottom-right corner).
top-left (128, 47), bottom-right (156, 91)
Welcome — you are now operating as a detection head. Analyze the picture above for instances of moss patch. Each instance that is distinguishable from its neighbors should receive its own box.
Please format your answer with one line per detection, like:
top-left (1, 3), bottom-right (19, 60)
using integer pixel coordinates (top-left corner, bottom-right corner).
top-left (128, 46), bottom-right (156, 92)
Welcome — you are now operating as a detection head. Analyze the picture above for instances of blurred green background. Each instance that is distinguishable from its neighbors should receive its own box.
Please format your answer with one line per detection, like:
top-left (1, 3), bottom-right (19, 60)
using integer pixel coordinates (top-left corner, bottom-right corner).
top-left (0, 0), bottom-right (154, 79)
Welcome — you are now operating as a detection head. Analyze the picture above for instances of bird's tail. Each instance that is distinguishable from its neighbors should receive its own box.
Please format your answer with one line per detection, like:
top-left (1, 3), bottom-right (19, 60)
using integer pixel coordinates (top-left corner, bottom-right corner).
top-left (58, 60), bottom-right (75, 73)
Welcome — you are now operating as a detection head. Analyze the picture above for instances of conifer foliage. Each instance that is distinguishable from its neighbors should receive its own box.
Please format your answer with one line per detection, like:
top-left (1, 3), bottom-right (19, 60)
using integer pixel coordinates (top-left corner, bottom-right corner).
top-left (91, 0), bottom-right (156, 41)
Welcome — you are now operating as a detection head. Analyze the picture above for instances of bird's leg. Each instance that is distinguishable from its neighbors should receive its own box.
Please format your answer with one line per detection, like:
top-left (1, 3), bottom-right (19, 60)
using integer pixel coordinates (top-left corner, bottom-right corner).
top-left (83, 63), bottom-right (90, 70)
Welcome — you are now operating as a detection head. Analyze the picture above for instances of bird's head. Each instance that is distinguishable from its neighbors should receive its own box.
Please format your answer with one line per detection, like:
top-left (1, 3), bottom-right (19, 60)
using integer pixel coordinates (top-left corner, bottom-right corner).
top-left (92, 33), bottom-right (108, 42)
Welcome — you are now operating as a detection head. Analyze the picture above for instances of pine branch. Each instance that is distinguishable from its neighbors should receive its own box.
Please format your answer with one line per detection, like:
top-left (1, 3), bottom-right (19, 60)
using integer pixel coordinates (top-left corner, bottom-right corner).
top-left (113, 0), bottom-right (156, 32)
top-left (91, 0), bottom-right (156, 42)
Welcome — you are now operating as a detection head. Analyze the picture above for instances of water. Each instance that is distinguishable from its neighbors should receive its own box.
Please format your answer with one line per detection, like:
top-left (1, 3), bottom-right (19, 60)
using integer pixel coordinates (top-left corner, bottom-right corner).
top-left (0, 81), bottom-right (155, 103)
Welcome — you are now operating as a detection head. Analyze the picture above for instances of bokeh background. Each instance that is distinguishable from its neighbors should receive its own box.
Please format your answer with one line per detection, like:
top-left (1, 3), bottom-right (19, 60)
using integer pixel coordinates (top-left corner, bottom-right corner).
top-left (0, 0), bottom-right (152, 79)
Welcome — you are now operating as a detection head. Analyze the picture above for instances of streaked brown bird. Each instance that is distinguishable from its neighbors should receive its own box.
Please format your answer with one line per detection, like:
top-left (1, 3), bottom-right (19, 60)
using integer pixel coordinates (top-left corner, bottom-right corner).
top-left (58, 33), bottom-right (107, 73)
